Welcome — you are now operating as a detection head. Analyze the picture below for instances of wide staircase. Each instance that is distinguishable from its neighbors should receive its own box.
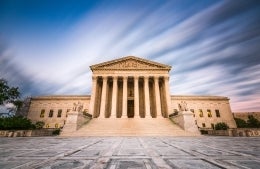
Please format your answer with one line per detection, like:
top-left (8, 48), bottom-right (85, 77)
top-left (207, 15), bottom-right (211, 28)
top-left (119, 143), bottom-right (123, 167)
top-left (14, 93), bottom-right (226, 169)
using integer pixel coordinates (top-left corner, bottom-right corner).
top-left (61, 118), bottom-right (199, 137)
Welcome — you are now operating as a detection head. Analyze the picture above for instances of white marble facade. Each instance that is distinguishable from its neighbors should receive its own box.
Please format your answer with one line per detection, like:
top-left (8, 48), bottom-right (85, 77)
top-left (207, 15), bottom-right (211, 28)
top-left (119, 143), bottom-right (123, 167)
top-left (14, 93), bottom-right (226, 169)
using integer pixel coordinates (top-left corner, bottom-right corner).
top-left (27, 56), bottom-right (237, 129)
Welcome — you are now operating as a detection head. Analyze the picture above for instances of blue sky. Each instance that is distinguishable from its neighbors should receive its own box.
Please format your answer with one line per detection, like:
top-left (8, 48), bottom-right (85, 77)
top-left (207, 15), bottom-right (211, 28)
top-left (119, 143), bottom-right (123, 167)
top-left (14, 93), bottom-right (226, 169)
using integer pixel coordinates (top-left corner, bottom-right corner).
top-left (0, 0), bottom-right (259, 112)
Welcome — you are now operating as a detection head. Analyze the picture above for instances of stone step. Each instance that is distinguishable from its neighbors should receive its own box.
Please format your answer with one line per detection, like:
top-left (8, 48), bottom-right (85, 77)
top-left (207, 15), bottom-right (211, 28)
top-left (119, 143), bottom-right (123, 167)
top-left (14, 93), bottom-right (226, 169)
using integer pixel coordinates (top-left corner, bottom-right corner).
top-left (61, 118), bottom-right (200, 137)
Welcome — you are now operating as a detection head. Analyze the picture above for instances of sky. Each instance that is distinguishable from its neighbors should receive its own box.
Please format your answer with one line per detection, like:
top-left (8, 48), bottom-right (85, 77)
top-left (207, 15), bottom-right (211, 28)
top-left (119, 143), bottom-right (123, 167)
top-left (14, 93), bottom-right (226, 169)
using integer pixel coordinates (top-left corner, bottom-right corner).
top-left (0, 0), bottom-right (259, 112)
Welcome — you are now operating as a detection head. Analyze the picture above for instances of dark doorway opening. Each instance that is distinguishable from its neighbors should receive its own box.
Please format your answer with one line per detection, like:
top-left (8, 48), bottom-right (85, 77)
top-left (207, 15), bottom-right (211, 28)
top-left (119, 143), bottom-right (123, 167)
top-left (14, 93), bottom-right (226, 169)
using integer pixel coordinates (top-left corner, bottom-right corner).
top-left (127, 100), bottom-right (134, 118)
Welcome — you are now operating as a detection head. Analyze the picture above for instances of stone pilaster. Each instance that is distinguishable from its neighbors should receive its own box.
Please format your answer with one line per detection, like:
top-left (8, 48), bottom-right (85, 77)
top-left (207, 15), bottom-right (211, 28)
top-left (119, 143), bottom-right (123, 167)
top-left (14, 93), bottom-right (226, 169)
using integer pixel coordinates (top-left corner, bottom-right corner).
top-left (122, 76), bottom-right (128, 118)
top-left (144, 76), bottom-right (151, 118)
top-left (154, 76), bottom-right (162, 118)
top-left (89, 75), bottom-right (97, 117)
top-left (100, 76), bottom-right (108, 118)
top-left (111, 76), bottom-right (118, 118)
top-left (134, 76), bottom-right (139, 118)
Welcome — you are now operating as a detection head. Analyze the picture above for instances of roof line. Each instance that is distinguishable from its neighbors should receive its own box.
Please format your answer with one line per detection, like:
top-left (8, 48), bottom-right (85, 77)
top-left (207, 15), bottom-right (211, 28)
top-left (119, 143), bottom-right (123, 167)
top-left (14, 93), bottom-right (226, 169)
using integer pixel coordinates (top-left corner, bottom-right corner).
top-left (90, 56), bottom-right (172, 71)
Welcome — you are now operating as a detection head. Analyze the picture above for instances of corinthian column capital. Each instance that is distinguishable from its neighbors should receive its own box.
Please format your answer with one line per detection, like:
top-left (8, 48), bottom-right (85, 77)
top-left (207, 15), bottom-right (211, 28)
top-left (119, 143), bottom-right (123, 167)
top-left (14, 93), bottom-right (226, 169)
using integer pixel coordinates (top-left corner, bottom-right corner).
top-left (164, 76), bottom-right (169, 81)
top-left (92, 75), bottom-right (97, 81)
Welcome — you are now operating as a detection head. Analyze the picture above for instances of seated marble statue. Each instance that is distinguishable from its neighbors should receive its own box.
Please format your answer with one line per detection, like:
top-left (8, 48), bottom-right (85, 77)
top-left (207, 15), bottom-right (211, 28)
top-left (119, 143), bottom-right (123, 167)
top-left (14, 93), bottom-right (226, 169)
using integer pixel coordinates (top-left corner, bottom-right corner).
top-left (178, 101), bottom-right (188, 111)
top-left (72, 102), bottom-right (84, 112)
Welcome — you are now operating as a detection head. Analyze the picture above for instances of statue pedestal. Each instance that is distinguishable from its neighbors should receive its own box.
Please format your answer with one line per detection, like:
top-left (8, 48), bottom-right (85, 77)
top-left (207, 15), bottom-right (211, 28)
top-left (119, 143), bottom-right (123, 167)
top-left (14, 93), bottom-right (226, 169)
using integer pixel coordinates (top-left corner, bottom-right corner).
top-left (62, 111), bottom-right (79, 133)
top-left (61, 111), bottom-right (91, 135)
top-left (170, 111), bottom-right (200, 134)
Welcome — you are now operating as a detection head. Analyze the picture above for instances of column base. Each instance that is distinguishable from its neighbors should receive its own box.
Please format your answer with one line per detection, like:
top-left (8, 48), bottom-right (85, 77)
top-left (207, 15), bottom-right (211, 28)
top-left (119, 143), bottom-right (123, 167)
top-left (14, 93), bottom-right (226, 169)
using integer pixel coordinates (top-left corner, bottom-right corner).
top-left (144, 115), bottom-right (153, 119)
top-left (133, 116), bottom-right (142, 119)
top-left (121, 114), bottom-right (128, 118)
top-left (98, 116), bottom-right (107, 119)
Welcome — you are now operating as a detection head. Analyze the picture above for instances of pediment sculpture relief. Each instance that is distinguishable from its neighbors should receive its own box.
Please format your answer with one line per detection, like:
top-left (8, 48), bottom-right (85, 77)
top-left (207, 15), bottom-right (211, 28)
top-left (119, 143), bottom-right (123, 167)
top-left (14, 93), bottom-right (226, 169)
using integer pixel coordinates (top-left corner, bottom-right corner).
top-left (102, 60), bottom-right (162, 69)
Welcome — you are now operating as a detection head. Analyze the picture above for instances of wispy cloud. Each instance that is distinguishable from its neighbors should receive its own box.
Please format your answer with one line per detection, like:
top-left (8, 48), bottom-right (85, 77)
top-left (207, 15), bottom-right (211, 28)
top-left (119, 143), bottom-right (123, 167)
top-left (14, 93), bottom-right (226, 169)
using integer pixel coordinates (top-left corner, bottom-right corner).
top-left (0, 0), bottom-right (259, 111)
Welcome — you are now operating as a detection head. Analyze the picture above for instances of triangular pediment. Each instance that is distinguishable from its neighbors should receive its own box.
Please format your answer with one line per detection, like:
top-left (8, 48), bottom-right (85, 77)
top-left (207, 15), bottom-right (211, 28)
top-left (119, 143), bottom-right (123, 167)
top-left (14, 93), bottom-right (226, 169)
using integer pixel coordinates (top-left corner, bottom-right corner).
top-left (90, 56), bottom-right (171, 71)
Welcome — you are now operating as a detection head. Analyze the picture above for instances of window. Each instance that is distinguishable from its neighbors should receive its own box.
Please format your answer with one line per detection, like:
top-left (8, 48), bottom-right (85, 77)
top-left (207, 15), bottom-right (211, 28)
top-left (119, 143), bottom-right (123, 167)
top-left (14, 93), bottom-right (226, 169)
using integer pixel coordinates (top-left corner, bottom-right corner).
top-left (49, 109), bottom-right (53, 117)
top-left (207, 109), bottom-right (212, 117)
top-left (215, 109), bottom-right (220, 117)
top-left (57, 109), bottom-right (62, 117)
top-left (199, 109), bottom-right (203, 117)
top-left (40, 109), bottom-right (45, 118)
top-left (55, 123), bottom-right (59, 128)
top-left (46, 124), bottom-right (50, 128)
top-left (211, 123), bottom-right (214, 129)
top-left (202, 123), bottom-right (206, 128)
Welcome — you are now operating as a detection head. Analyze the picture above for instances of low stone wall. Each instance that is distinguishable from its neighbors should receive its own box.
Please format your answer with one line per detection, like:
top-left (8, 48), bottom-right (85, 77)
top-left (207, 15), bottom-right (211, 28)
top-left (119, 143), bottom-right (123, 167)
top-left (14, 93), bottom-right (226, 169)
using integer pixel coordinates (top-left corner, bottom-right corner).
top-left (0, 129), bottom-right (57, 137)
top-left (207, 130), bottom-right (230, 136)
top-left (231, 128), bottom-right (260, 137)
top-left (205, 128), bottom-right (260, 137)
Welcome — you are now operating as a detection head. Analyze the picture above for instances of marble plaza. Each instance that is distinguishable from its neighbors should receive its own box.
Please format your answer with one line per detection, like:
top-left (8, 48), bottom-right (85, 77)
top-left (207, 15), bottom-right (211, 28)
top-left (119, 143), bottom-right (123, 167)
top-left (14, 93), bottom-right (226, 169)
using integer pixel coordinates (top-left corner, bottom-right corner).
top-left (0, 137), bottom-right (259, 169)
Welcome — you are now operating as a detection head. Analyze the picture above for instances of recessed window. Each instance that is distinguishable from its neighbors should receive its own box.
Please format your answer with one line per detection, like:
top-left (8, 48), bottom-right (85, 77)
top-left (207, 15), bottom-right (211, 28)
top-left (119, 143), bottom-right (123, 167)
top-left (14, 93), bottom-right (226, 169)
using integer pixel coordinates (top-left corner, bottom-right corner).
top-left (207, 109), bottom-right (212, 117)
top-left (40, 109), bottom-right (45, 118)
top-left (55, 123), bottom-right (59, 128)
top-left (46, 124), bottom-right (50, 128)
top-left (211, 123), bottom-right (214, 129)
top-left (49, 109), bottom-right (53, 117)
top-left (215, 109), bottom-right (220, 117)
top-left (202, 123), bottom-right (206, 128)
top-left (57, 109), bottom-right (62, 117)
top-left (199, 109), bottom-right (203, 117)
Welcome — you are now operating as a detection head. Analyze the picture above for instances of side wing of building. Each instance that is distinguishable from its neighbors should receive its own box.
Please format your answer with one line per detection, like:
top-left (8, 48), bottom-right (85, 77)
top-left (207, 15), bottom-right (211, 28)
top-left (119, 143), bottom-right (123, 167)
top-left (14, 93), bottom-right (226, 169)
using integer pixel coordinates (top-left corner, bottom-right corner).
top-left (27, 95), bottom-right (90, 128)
top-left (233, 112), bottom-right (260, 121)
top-left (27, 94), bottom-right (237, 129)
top-left (171, 95), bottom-right (237, 129)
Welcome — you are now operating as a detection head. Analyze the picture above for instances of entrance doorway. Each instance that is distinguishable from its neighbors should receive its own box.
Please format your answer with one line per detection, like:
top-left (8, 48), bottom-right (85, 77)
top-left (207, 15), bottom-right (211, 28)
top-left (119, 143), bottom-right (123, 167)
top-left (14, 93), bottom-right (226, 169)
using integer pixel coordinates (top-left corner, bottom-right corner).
top-left (127, 100), bottom-right (134, 118)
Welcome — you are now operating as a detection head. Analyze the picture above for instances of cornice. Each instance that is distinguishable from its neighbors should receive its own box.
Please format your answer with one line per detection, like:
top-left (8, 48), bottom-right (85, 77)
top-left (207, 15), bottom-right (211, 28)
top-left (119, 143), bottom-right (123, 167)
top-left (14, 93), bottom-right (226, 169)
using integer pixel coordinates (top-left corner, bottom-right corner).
top-left (31, 95), bottom-right (91, 100)
top-left (90, 56), bottom-right (172, 71)
top-left (171, 95), bottom-right (229, 101)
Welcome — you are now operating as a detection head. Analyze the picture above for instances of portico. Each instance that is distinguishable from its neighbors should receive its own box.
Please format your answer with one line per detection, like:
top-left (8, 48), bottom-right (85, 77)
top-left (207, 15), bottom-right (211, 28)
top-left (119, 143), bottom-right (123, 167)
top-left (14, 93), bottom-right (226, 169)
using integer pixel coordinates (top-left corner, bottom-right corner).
top-left (89, 56), bottom-right (172, 119)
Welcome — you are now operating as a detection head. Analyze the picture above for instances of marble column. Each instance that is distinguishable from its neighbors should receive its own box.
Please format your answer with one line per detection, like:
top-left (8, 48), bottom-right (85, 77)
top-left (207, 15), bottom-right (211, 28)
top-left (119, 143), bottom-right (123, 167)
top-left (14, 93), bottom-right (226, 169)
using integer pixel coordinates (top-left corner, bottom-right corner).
top-left (100, 76), bottom-right (108, 118)
top-left (164, 76), bottom-right (171, 118)
top-left (111, 76), bottom-right (118, 118)
top-left (122, 76), bottom-right (128, 118)
top-left (154, 76), bottom-right (162, 118)
top-left (89, 75), bottom-right (97, 117)
top-left (144, 76), bottom-right (151, 118)
top-left (134, 76), bottom-right (139, 118)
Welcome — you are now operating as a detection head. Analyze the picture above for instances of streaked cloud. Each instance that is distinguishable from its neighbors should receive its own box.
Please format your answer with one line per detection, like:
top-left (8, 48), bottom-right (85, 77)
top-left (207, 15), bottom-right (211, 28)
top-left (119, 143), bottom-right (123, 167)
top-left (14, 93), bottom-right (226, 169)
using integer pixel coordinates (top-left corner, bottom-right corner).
top-left (0, 0), bottom-right (259, 111)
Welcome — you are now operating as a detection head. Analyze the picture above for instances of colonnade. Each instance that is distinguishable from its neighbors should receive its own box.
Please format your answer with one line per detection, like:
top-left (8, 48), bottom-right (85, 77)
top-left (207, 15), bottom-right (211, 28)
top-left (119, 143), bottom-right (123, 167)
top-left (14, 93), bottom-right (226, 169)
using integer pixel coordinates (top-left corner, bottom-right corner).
top-left (89, 75), bottom-right (171, 118)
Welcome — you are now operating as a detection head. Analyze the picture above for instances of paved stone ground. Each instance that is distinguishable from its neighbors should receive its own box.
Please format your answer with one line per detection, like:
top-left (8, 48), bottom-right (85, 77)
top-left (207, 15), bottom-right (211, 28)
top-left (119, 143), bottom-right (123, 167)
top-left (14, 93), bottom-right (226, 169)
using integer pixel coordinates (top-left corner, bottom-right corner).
top-left (0, 137), bottom-right (259, 169)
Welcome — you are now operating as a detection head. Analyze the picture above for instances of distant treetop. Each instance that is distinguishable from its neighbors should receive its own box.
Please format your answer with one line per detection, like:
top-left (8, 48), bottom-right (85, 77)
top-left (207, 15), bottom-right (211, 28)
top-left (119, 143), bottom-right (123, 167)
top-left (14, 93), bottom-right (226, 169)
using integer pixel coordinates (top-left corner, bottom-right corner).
top-left (0, 79), bottom-right (20, 105)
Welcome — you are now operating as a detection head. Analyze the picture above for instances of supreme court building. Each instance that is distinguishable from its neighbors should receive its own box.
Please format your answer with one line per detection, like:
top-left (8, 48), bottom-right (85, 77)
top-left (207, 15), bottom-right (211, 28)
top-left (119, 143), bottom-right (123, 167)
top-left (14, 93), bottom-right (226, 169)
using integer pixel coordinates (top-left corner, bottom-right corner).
top-left (89, 56), bottom-right (172, 119)
top-left (27, 56), bottom-right (237, 135)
